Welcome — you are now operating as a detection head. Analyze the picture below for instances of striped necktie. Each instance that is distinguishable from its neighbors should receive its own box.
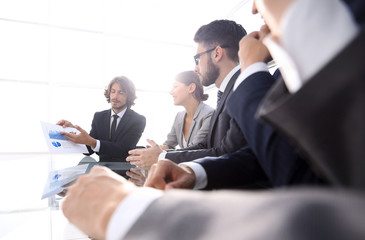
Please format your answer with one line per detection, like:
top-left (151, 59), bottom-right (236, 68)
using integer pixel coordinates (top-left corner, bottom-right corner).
top-left (217, 90), bottom-right (223, 108)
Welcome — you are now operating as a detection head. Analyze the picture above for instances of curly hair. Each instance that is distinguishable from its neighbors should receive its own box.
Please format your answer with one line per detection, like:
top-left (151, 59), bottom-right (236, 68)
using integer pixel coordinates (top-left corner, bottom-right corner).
top-left (104, 76), bottom-right (136, 108)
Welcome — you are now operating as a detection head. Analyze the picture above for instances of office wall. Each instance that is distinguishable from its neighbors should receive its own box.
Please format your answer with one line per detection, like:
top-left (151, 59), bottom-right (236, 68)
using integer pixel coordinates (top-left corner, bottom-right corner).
top-left (0, 0), bottom-right (263, 213)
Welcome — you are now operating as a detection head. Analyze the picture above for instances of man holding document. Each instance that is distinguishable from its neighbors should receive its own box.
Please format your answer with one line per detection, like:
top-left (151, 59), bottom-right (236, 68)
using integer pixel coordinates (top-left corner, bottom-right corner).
top-left (58, 76), bottom-right (146, 162)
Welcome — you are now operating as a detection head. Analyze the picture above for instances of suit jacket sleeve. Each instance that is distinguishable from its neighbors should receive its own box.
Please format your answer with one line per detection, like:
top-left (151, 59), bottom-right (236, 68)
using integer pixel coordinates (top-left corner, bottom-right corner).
top-left (85, 112), bottom-right (101, 155)
top-left (164, 116), bottom-right (246, 163)
top-left (227, 71), bottom-right (322, 186)
top-left (194, 146), bottom-right (269, 189)
top-left (123, 189), bottom-right (365, 240)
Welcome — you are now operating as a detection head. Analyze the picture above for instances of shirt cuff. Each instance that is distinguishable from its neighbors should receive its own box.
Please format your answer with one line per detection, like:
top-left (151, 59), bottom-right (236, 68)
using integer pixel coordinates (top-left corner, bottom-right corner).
top-left (158, 151), bottom-right (167, 160)
top-left (106, 187), bottom-right (163, 240)
top-left (92, 140), bottom-right (100, 152)
top-left (233, 62), bottom-right (269, 91)
top-left (179, 162), bottom-right (207, 189)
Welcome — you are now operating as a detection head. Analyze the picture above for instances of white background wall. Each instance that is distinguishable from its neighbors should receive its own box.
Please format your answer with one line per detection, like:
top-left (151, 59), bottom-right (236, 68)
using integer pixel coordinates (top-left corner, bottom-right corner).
top-left (0, 0), bottom-right (264, 215)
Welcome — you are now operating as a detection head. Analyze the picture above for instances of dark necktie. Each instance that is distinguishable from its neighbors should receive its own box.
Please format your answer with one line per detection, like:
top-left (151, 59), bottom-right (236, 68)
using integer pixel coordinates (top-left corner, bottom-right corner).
top-left (217, 90), bottom-right (223, 108)
top-left (110, 114), bottom-right (118, 141)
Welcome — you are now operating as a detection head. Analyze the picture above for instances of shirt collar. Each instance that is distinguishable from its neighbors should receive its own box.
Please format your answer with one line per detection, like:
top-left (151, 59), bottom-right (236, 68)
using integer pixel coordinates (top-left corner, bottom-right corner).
top-left (111, 107), bottom-right (127, 119)
top-left (219, 65), bottom-right (240, 92)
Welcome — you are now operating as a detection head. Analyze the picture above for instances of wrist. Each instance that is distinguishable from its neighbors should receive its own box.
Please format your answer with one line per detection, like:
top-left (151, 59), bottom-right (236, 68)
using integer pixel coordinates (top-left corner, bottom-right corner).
top-left (183, 166), bottom-right (197, 188)
top-left (99, 181), bottom-right (136, 239)
top-left (87, 137), bottom-right (97, 148)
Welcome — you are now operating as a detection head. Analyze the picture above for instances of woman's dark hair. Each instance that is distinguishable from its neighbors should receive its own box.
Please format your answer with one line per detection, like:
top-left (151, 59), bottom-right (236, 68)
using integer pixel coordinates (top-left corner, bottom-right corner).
top-left (175, 71), bottom-right (208, 101)
top-left (104, 76), bottom-right (136, 108)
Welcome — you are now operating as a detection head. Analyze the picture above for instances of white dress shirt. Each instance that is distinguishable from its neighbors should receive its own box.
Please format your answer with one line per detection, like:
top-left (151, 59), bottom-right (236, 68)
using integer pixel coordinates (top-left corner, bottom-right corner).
top-left (106, 1), bottom-right (359, 239)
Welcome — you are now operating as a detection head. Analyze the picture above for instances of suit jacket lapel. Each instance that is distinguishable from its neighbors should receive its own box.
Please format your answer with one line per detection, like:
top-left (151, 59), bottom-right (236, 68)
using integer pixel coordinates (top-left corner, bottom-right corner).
top-left (207, 70), bottom-right (241, 142)
top-left (102, 110), bottom-right (112, 140)
top-left (186, 103), bottom-right (203, 144)
top-left (115, 108), bottom-right (131, 137)
top-left (177, 112), bottom-right (185, 146)
top-left (258, 28), bottom-right (365, 188)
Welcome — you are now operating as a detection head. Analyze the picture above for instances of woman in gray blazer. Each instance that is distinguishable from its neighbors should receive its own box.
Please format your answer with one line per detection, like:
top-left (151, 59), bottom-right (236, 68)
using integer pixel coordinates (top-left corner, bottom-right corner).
top-left (161, 71), bottom-right (214, 149)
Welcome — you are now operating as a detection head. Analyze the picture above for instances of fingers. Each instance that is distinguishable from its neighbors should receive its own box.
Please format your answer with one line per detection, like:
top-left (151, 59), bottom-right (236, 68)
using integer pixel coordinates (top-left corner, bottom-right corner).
top-left (246, 31), bottom-right (260, 40)
top-left (61, 131), bottom-right (76, 142)
top-left (128, 148), bottom-right (143, 156)
top-left (129, 168), bottom-right (142, 174)
top-left (146, 139), bottom-right (158, 147)
top-left (126, 154), bottom-right (141, 163)
top-left (57, 119), bottom-right (74, 128)
top-left (74, 125), bottom-right (85, 133)
top-left (165, 177), bottom-right (190, 190)
top-left (259, 24), bottom-right (270, 40)
top-left (126, 169), bottom-right (140, 178)
top-left (126, 168), bottom-right (145, 186)
top-left (56, 119), bottom-right (65, 126)
top-left (144, 163), bottom-right (167, 189)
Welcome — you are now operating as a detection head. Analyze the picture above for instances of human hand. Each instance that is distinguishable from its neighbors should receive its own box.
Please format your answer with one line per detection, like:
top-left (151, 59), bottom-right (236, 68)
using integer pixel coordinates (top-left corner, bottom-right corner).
top-left (160, 145), bottom-right (169, 150)
top-left (62, 166), bottom-right (136, 240)
top-left (238, 25), bottom-right (271, 70)
top-left (145, 159), bottom-right (196, 190)
top-left (61, 125), bottom-right (96, 148)
top-left (253, 0), bottom-right (294, 40)
top-left (126, 167), bottom-right (146, 186)
top-left (56, 119), bottom-right (75, 128)
top-left (126, 139), bottom-right (162, 168)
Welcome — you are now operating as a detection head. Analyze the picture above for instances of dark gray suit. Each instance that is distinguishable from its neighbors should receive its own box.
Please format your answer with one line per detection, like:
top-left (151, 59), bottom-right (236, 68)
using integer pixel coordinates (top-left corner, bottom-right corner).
top-left (124, 28), bottom-right (365, 240)
top-left (165, 70), bottom-right (247, 163)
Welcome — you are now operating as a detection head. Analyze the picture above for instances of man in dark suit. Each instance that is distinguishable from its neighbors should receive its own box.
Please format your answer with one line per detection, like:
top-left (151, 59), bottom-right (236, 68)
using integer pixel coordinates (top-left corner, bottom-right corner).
top-left (59, 76), bottom-right (146, 162)
top-left (127, 20), bottom-right (248, 168)
top-left (61, 0), bottom-right (365, 239)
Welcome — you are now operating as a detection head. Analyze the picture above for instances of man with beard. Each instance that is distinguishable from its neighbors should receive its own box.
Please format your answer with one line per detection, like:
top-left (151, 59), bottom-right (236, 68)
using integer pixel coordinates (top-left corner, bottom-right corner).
top-left (127, 20), bottom-right (248, 168)
top-left (58, 76), bottom-right (146, 162)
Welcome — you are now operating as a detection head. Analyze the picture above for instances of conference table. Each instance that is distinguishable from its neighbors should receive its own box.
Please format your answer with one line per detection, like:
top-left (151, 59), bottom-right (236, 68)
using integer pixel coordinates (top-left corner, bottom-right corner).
top-left (0, 153), bottom-right (142, 240)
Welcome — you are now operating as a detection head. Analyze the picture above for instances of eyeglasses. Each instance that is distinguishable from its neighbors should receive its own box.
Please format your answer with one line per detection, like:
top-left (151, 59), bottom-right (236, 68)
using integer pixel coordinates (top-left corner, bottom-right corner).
top-left (194, 45), bottom-right (230, 65)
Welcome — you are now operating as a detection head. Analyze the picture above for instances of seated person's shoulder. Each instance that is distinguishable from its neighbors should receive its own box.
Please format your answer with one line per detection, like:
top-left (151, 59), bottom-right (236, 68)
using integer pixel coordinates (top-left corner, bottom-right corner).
top-left (201, 103), bottom-right (215, 115)
top-left (93, 109), bottom-right (110, 118)
top-left (129, 109), bottom-right (146, 122)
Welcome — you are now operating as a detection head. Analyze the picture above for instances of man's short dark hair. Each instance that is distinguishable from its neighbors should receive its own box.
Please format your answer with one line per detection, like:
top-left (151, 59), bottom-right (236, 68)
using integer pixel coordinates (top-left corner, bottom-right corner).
top-left (194, 20), bottom-right (247, 63)
top-left (104, 76), bottom-right (137, 108)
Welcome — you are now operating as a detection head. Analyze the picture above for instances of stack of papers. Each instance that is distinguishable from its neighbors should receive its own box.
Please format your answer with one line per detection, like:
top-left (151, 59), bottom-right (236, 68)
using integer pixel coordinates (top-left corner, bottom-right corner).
top-left (41, 164), bottom-right (89, 199)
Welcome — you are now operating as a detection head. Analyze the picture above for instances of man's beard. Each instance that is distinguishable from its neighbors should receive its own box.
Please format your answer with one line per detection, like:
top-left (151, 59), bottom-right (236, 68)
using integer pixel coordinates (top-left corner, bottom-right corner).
top-left (201, 57), bottom-right (220, 87)
top-left (112, 100), bottom-right (127, 110)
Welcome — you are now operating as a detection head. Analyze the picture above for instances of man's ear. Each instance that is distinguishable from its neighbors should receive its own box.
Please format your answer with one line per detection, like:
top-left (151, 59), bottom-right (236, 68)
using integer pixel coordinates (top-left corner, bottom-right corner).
top-left (211, 46), bottom-right (224, 63)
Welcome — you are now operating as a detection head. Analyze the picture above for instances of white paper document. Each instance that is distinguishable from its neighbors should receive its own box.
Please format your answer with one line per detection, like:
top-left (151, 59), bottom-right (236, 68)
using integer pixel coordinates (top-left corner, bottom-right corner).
top-left (41, 164), bottom-right (89, 199)
top-left (40, 121), bottom-right (88, 153)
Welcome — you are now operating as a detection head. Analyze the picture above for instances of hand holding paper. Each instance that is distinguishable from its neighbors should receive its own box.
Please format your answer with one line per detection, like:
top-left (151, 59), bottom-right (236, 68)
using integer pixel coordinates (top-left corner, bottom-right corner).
top-left (41, 121), bottom-right (89, 153)
top-left (61, 125), bottom-right (97, 149)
